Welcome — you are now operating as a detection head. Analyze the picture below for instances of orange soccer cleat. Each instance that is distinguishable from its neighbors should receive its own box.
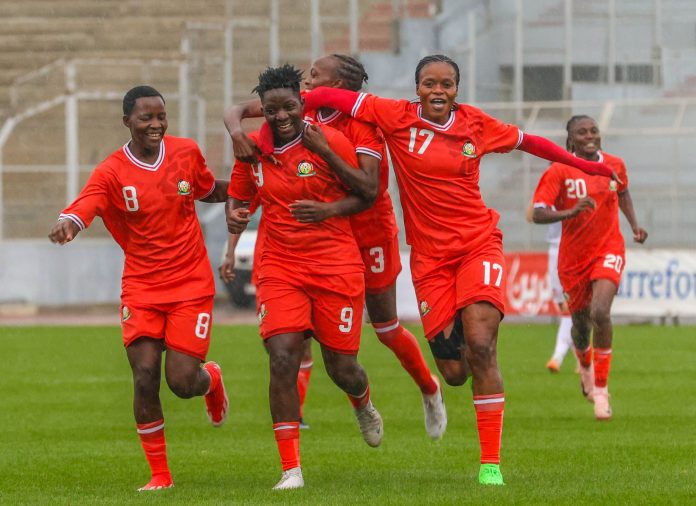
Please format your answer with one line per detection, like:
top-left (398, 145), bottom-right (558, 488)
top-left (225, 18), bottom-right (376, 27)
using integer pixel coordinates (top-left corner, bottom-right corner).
top-left (203, 362), bottom-right (229, 427)
top-left (137, 473), bottom-right (173, 492)
top-left (546, 358), bottom-right (560, 373)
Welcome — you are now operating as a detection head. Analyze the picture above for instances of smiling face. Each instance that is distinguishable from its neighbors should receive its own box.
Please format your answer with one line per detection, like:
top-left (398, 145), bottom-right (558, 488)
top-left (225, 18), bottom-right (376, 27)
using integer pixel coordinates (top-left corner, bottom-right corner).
top-left (416, 61), bottom-right (458, 125)
top-left (261, 88), bottom-right (304, 144)
top-left (569, 117), bottom-right (601, 160)
top-left (304, 56), bottom-right (341, 91)
top-left (123, 96), bottom-right (167, 155)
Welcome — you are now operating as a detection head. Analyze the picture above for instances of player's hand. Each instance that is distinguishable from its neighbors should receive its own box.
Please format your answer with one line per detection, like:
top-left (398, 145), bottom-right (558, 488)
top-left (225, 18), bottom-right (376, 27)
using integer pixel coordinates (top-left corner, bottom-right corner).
top-left (218, 255), bottom-right (236, 284)
top-left (302, 124), bottom-right (330, 156)
top-left (231, 131), bottom-right (260, 164)
top-left (609, 170), bottom-right (624, 185)
top-left (48, 219), bottom-right (80, 245)
top-left (569, 196), bottom-right (596, 217)
top-left (632, 226), bottom-right (648, 244)
top-left (289, 200), bottom-right (335, 223)
top-left (226, 207), bottom-right (251, 233)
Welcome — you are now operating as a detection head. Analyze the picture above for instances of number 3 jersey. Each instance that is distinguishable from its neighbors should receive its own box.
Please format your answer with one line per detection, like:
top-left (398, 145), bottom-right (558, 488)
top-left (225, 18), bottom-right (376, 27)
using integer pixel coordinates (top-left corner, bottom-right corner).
top-left (532, 151), bottom-right (629, 278)
top-left (59, 135), bottom-right (217, 303)
top-left (345, 93), bottom-right (522, 258)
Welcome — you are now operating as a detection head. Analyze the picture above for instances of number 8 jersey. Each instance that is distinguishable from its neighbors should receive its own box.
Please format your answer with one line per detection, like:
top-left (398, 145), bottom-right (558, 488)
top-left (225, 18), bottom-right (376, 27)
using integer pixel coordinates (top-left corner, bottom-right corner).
top-left (532, 151), bottom-right (629, 279)
top-left (58, 135), bottom-right (217, 303)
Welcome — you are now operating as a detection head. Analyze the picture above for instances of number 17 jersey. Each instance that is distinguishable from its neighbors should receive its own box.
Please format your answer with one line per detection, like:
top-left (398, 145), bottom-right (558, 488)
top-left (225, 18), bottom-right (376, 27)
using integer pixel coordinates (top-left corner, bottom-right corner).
top-left (349, 93), bottom-right (522, 258)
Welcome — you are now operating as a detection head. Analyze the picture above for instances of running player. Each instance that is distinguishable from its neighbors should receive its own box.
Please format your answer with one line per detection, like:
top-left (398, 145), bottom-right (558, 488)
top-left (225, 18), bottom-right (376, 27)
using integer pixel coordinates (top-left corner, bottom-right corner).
top-left (48, 86), bottom-right (229, 491)
top-left (224, 54), bottom-right (447, 440)
top-left (226, 64), bottom-right (383, 491)
top-left (532, 115), bottom-right (648, 420)
top-left (300, 55), bottom-right (618, 485)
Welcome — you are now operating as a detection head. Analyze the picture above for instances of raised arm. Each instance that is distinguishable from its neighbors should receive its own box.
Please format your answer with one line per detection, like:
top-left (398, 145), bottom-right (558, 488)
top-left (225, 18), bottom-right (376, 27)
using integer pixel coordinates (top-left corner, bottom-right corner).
top-left (518, 134), bottom-right (618, 180)
top-left (302, 87), bottom-right (360, 117)
top-left (223, 99), bottom-right (264, 163)
top-left (618, 190), bottom-right (648, 243)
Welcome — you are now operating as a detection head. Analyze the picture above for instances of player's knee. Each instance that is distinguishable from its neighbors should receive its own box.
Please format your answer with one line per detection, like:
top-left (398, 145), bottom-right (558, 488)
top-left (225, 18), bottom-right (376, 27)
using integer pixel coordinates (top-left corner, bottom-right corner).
top-left (464, 339), bottom-right (496, 369)
top-left (440, 366), bottom-right (468, 387)
top-left (166, 373), bottom-right (197, 399)
top-left (131, 362), bottom-right (160, 396)
top-left (268, 350), bottom-right (299, 384)
top-left (590, 305), bottom-right (611, 328)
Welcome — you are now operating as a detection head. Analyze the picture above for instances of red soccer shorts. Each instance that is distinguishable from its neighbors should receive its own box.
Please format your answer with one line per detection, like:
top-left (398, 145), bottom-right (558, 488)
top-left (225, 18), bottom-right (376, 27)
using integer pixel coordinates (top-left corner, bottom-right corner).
top-left (410, 229), bottom-right (506, 339)
top-left (360, 235), bottom-right (402, 294)
top-left (561, 251), bottom-right (625, 313)
top-left (120, 295), bottom-right (214, 361)
top-left (256, 269), bottom-right (365, 354)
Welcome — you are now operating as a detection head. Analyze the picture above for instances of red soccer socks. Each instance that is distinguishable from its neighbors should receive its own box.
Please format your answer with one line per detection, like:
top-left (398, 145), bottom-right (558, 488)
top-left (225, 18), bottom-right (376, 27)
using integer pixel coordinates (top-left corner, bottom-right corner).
top-left (273, 421), bottom-right (300, 471)
top-left (136, 419), bottom-right (173, 491)
top-left (473, 394), bottom-right (505, 465)
top-left (373, 320), bottom-right (438, 395)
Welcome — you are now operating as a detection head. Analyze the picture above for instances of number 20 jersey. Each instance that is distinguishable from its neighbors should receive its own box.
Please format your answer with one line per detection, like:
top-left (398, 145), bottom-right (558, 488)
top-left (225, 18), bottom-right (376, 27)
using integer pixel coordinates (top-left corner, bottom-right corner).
top-left (348, 93), bottom-right (522, 258)
top-left (59, 135), bottom-right (217, 303)
top-left (532, 151), bottom-right (628, 278)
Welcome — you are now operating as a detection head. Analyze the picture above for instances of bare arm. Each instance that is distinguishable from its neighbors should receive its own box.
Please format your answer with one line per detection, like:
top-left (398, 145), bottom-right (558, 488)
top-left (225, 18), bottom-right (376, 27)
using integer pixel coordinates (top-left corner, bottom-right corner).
top-left (200, 179), bottom-right (230, 203)
top-left (225, 197), bottom-right (252, 234)
top-left (303, 124), bottom-right (379, 204)
top-left (223, 100), bottom-right (264, 163)
top-left (218, 232), bottom-right (242, 283)
top-left (532, 197), bottom-right (596, 224)
top-left (48, 219), bottom-right (82, 245)
top-left (289, 194), bottom-right (370, 223)
top-left (618, 189), bottom-right (648, 243)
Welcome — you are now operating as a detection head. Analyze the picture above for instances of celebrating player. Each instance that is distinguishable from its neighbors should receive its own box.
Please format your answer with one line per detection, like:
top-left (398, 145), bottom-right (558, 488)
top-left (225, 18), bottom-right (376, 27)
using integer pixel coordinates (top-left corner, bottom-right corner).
top-left (299, 54), bottom-right (618, 485)
top-left (48, 86), bottom-right (230, 491)
top-left (226, 64), bottom-right (383, 491)
top-left (223, 54), bottom-right (447, 440)
top-left (532, 115), bottom-right (648, 420)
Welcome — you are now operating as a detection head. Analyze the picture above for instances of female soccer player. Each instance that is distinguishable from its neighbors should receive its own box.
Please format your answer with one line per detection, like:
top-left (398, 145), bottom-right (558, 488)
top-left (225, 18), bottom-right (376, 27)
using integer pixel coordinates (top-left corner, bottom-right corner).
top-left (223, 53), bottom-right (447, 441)
top-left (48, 86), bottom-right (230, 491)
top-left (300, 54), bottom-right (618, 485)
top-left (532, 115), bottom-right (648, 420)
top-left (226, 64), bottom-right (383, 491)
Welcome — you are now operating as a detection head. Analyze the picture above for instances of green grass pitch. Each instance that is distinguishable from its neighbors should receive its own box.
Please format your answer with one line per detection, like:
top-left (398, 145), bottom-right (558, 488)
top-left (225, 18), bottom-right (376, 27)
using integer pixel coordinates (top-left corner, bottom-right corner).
top-left (1, 323), bottom-right (695, 505)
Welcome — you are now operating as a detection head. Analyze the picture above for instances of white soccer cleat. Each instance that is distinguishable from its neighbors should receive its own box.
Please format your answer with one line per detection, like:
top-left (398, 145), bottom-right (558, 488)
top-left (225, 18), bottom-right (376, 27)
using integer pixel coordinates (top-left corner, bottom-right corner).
top-left (272, 466), bottom-right (304, 490)
top-left (579, 364), bottom-right (595, 402)
top-left (593, 387), bottom-right (612, 420)
top-left (422, 375), bottom-right (447, 440)
top-left (354, 401), bottom-right (383, 447)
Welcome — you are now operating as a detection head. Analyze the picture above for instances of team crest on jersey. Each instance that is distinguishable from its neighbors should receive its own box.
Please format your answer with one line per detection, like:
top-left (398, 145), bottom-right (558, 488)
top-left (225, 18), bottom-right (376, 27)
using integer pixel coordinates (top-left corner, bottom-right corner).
top-left (461, 141), bottom-right (477, 158)
top-left (609, 180), bottom-right (618, 192)
top-left (419, 300), bottom-right (431, 316)
top-left (296, 161), bottom-right (316, 177)
top-left (257, 304), bottom-right (267, 323)
top-left (177, 179), bottom-right (192, 195)
top-left (121, 306), bottom-right (131, 322)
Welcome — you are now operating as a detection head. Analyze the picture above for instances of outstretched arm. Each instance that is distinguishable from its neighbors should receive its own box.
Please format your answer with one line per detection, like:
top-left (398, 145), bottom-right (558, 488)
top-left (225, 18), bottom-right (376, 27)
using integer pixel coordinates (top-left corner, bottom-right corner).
top-left (48, 219), bottom-right (82, 245)
top-left (223, 100), bottom-right (264, 163)
top-left (303, 87), bottom-right (359, 116)
top-left (518, 134), bottom-right (619, 180)
top-left (618, 190), bottom-right (648, 243)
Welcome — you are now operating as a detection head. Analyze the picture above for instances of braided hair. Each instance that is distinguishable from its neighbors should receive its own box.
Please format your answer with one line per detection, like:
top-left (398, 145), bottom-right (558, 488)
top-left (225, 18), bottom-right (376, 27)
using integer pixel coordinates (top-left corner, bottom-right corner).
top-left (123, 85), bottom-right (164, 115)
top-left (253, 64), bottom-right (304, 98)
top-left (565, 114), bottom-right (595, 152)
top-left (330, 54), bottom-right (369, 91)
top-left (415, 54), bottom-right (460, 86)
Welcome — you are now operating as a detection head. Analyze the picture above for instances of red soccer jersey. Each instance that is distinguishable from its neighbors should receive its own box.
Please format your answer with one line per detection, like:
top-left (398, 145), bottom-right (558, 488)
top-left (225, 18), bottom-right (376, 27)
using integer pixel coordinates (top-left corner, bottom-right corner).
top-left (228, 125), bottom-right (363, 275)
top-left (304, 108), bottom-right (399, 248)
top-left (59, 135), bottom-right (217, 303)
top-left (532, 151), bottom-right (628, 277)
top-left (347, 93), bottom-right (522, 257)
